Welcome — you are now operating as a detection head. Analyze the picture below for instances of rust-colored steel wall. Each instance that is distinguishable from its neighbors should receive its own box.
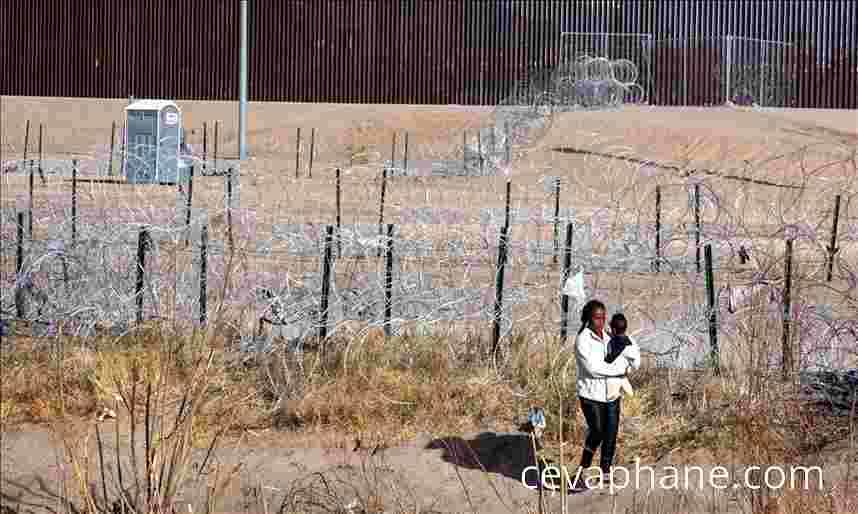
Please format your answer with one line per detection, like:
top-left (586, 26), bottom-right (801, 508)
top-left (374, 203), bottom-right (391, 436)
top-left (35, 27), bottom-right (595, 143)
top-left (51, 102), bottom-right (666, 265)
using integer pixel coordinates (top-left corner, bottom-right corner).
top-left (1, 0), bottom-right (855, 108)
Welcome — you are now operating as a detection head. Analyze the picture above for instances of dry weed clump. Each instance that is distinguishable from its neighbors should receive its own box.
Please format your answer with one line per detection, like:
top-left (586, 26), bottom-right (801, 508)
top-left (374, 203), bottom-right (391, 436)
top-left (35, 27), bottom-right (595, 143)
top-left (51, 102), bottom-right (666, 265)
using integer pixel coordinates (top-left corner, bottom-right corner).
top-left (264, 330), bottom-right (529, 445)
top-left (44, 325), bottom-right (252, 514)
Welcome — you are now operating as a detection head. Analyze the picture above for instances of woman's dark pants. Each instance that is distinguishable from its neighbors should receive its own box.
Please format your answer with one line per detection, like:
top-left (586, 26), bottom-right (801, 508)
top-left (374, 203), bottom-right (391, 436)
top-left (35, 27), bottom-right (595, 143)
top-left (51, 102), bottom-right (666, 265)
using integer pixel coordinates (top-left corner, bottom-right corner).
top-left (579, 396), bottom-right (621, 475)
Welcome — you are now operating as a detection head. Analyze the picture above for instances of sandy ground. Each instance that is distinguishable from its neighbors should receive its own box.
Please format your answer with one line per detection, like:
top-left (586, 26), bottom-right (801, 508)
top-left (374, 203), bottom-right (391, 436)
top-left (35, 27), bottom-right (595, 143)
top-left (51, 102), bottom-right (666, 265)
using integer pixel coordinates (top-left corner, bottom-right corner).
top-left (2, 97), bottom-right (856, 243)
top-left (2, 98), bottom-right (857, 359)
top-left (1, 98), bottom-right (857, 513)
top-left (3, 423), bottom-right (854, 514)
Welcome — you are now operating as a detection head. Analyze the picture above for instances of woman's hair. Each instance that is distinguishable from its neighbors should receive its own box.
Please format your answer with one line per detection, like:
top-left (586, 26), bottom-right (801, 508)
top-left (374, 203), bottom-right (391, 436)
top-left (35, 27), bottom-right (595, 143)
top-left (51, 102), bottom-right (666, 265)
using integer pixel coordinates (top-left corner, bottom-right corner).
top-left (577, 299), bottom-right (606, 335)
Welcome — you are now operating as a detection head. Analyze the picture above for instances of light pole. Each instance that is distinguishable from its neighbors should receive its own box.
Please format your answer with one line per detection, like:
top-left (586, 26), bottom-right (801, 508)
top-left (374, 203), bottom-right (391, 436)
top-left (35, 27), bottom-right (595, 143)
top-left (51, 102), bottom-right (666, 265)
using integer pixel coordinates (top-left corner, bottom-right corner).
top-left (239, 0), bottom-right (248, 160)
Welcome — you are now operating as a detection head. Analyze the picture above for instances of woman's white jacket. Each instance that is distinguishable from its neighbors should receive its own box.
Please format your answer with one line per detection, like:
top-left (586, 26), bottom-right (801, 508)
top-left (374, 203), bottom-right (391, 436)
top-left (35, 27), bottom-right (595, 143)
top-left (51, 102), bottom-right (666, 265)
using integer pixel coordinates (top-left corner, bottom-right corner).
top-left (575, 327), bottom-right (641, 403)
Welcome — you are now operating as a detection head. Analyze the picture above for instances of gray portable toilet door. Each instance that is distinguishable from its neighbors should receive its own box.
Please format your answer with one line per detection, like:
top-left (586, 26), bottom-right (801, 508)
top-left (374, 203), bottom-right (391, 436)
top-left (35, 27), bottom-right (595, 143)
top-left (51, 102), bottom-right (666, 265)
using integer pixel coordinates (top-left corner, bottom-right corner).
top-left (158, 105), bottom-right (181, 183)
top-left (126, 108), bottom-right (158, 183)
top-left (154, 109), bottom-right (161, 182)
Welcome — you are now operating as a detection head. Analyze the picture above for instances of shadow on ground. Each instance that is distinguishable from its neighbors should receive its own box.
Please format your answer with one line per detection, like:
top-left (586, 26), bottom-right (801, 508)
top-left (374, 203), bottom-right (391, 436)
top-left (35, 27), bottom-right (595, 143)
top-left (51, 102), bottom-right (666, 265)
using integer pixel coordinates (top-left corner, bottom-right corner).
top-left (426, 432), bottom-right (536, 483)
top-left (425, 430), bottom-right (583, 493)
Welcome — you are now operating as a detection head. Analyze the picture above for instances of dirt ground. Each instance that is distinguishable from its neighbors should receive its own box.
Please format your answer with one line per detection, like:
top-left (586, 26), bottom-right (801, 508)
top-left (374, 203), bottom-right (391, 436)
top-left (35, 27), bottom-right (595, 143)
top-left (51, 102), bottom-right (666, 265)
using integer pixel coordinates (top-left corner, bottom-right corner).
top-left (1, 97), bottom-right (857, 513)
top-left (2, 97), bottom-right (855, 240)
top-left (2, 97), bottom-right (856, 357)
top-left (3, 423), bottom-right (854, 514)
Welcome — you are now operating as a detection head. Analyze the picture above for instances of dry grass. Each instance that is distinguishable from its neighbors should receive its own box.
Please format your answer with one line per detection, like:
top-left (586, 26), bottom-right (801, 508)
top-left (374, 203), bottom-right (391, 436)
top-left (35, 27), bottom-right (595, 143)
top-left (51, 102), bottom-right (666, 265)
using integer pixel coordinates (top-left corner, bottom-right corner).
top-left (2, 249), bottom-right (856, 512)
top-left (3, 311), bottom-right (858, 513)
top-left (2, 100), bottom-right (858, 512)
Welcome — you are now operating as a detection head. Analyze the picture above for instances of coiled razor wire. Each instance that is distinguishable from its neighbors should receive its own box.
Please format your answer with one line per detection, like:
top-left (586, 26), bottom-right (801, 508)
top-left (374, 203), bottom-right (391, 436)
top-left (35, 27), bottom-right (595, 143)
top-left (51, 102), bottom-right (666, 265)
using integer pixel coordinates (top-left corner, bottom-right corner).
top-left (469, 55), bottom-right (647, 174)
top-left (2, 112), bottom-right (858, 420)
top-left (2, 167), bottom-right (856, 373)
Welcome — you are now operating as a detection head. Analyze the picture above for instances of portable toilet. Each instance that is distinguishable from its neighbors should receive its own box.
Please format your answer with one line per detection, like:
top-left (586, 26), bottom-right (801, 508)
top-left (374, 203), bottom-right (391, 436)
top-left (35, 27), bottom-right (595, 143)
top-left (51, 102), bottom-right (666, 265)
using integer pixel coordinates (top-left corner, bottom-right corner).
top-left (123, 99), bottom-right (189, 184)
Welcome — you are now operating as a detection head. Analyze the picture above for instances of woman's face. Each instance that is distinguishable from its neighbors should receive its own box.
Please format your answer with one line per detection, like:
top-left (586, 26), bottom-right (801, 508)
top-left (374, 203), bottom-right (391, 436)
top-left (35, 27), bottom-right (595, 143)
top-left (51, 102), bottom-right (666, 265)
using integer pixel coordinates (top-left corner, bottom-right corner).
top-left (591, 307), bottom-right (606, 333)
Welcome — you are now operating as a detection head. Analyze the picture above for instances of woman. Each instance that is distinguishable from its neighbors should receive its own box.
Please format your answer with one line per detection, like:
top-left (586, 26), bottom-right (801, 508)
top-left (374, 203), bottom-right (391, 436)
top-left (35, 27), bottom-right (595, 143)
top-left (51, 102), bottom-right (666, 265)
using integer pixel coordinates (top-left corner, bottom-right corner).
top-left (571, 299), bottom-right (640, 491)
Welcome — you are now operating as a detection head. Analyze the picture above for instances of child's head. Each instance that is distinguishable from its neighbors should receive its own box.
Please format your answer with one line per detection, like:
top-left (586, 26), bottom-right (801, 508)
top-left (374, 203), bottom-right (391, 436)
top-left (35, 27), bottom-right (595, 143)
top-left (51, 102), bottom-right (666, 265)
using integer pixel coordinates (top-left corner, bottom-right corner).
top-left (610, 313), bottom-right (627, 335)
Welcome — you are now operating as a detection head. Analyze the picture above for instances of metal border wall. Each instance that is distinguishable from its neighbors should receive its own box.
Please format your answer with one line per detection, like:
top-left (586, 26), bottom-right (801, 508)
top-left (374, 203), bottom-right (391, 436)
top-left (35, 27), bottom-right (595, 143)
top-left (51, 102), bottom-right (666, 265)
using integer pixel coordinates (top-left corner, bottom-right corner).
top-left (1, 0), bottom-right (855, 108)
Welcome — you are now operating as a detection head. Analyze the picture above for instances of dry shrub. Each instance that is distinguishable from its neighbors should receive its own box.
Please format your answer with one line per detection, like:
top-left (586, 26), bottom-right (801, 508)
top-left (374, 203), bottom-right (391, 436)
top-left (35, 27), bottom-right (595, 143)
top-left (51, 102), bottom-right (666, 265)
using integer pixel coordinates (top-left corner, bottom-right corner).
top-left (52, 325), bottom-right (248, 514)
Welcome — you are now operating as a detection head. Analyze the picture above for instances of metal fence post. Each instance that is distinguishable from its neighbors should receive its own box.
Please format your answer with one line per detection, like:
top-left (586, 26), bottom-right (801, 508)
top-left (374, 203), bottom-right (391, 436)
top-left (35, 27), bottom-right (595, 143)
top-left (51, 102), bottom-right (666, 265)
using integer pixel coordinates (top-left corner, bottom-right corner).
top-left (695, 183), bottom-right (701, 273)
top-left (319, 226), bottom-right (334, 343)
top-left (71, 159), bottom-right (78, 246)
top-left (16, 212), bottom-right (24, 318)
top-left (200, 222), bottom-right (207, 326)
top-left (826, 195), bottom-right (841, 282)
top-left (492, 223), bottom-right (509, 355)
top-left (185, 165), bottom-right (195, 247)
top-left (704, 244), bottom-right (719, 375)
top-left (655, 185), bottom-right (661, 272)
top-left (553, 177), bottom-right (561, 266)
top-left (308, 127), bottom-right (315, 178)
top-left (384, 224), bottom-right (394, 338)
top-left (295, 127), bottom-right (301, 179)
top-left (226, 168), bottom-right (233, 251)
top-left (335, 168), bottom-right (342, 258)
top-left (109, 120), bottom-right (116, 176)
top-left (23, 120), bottom-right (30, 164)
top-left (403, 131), bottom-right (409, 172)
top-left (136, 228), bottom-right (148, 324)
top-left (28, 159), bottom-right (34, 238)
top-left (783, 238), bottom-right (793, 381)
top-left (559, 222), bottom-right (574, 343)
top-left (377, 168), bottom-right (387, 258)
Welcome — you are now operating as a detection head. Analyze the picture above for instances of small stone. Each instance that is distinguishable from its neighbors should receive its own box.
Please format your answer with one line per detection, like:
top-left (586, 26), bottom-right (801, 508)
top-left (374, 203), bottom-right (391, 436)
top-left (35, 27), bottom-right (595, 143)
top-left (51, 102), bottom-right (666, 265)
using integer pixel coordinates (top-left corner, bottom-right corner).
top-left (622, 415), bottom-right (643, 435)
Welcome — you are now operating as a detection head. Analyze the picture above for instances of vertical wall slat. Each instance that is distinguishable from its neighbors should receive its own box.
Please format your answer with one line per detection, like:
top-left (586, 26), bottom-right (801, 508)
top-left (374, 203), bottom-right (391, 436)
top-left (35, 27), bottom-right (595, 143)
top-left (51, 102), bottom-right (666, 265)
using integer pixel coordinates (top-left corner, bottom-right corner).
top-left (2, 0), bottom-right (854, 109)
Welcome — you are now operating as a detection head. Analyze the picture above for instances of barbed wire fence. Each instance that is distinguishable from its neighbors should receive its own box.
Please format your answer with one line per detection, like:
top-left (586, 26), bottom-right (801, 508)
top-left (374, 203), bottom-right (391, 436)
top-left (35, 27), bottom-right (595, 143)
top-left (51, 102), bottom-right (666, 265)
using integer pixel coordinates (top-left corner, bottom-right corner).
top-left (2, 136), bottom-right (856, 371)
top-left (2, 48), bottom-right (858, 413)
